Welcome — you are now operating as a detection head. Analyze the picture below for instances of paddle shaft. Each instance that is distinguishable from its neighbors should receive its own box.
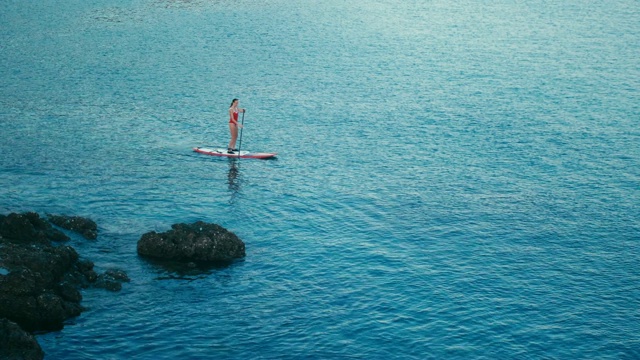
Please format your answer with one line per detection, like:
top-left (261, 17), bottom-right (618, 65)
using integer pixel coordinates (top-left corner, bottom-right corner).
top-left (237, 111), bottom-right (245, 157)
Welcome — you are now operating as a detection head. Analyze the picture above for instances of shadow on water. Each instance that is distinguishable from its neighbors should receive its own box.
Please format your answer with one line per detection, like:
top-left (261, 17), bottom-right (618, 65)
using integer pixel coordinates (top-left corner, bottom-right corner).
top-left (141, 256), bottom-right (244, 281)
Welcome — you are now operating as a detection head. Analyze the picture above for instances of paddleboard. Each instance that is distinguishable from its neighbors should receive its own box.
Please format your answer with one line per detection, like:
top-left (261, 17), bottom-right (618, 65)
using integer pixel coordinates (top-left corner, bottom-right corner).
top-left (193, 147), bottom-right (277, 159)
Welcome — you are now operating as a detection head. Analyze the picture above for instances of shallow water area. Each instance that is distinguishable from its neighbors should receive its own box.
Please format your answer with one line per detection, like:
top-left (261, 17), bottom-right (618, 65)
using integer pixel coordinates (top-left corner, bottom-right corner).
top-left (1, 0), bottom-right (639, 359)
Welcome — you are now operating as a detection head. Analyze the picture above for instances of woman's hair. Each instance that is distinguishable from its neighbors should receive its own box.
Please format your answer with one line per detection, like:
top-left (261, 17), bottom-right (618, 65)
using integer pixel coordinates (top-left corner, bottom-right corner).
top-left (230, 98), bottom-right (238, 107)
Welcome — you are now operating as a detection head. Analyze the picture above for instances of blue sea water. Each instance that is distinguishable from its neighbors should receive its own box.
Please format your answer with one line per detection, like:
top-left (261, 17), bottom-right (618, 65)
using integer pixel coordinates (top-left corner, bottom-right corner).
top-left (1, 0), bottom-right (639, 358)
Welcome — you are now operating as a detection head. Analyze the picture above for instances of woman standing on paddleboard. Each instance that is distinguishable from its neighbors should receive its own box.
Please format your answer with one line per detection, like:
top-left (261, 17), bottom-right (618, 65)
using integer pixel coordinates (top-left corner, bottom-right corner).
top-left (227, 98), bottom-right (245, 153)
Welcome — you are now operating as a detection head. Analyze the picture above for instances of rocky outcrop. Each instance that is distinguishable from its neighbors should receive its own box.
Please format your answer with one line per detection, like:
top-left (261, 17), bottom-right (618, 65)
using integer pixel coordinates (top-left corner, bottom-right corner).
top-left (0, 212), bottom-right (69, 243)
top-left (0, 244), bottom-right (85, 331)
top-left (137, 221), bottom-right (245, 262)
top-left (2, 213), bottom-right (244, 357)
top-left (0, 212), bottom-right (128, 353)
top-left (0, 318), bottom-right (44, 360)
top-left (47, 214), bottom-right (98, 240)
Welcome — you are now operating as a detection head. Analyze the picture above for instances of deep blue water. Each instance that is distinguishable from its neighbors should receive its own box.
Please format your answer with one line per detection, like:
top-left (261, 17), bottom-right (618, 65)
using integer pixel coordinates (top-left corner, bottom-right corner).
top-left (1, 0), bottom-right (639, 358)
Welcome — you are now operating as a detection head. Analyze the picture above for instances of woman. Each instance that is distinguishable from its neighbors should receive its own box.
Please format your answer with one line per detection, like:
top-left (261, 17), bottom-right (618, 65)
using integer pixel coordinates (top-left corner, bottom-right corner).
top-left (227, 98), bottom-right (245, 153)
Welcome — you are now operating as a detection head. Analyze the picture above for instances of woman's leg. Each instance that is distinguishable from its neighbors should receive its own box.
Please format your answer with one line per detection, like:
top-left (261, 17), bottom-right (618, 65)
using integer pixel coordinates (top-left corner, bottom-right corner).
top-left (228, 123), bottom-right (238, 150)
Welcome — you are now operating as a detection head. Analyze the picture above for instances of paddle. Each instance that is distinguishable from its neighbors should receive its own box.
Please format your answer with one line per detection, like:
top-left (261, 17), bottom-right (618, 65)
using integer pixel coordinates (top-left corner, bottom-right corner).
top-left (237, 110), bottom-right (245, 157)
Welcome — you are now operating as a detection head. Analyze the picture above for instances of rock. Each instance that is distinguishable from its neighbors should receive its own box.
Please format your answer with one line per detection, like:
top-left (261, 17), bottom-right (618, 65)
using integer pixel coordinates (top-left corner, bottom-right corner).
top-left (61, 259), bottom-right (98, 288)
top-left (94, 276), bottom-right (122, 291)
top-left (0, 212), bottom-right (69, 244)
top-left (0, 212), bottom-right (123, 334)
top-left (0, 246), bottom-right (85, 332)
top-left (47, 214), bottom-right (98, 240)
top-left (0, 211), bottom-right (128, 358)
top-left (94, 268), bottom-right (130, 292)
top-left (104, 269), bottom-right (130, 282)
top-left (0, 242), bottom-right (79, 289)
top-left (0, 318), bottom-right (44, 360)
top-left (56, 281), bottom-right (83, 303)
top-left (137, 221), bottom-right (245, 262)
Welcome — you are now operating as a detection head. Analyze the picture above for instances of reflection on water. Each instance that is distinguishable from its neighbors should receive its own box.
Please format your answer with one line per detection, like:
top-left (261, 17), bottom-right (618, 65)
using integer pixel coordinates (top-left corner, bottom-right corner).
top-left (227, 158), bottom-right (242, 203)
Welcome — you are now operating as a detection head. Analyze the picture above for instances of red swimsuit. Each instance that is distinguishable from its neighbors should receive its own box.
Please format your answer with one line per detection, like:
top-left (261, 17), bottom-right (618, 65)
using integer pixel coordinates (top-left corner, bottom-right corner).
top-left (229, 109), bottom-right (238, 124)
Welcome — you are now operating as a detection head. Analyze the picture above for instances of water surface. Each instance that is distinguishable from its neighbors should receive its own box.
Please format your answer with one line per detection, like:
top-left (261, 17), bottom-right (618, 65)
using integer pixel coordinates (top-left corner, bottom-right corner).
top-left (1, 0), bottom-right (639, 358)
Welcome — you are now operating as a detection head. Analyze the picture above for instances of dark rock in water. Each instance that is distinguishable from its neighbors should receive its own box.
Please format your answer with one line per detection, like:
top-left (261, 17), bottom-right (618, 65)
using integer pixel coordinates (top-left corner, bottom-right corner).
top-left (0, 318), bottom-right (44, 360)
top-left (104, 268), bottom-right (130, 282)
top-left (47, 214), bottom-right (98, 240)
top-left (0, 243), bottom-right (85, 332)
top-left (0, 212), bottom-right (126, 334)
top-left (56, 281), bottom-right (83, 303)
top-left (94, 275), bottom-right (122, 292)
top-left (94, 268), bottom-right (130, 292)
top-left (0, 211), bottom-right (128, 358)
top-left (0, 212), bottom-right (69, 243)
top-left (65, 258), bottom-right (99, 285)
top-left (137, 221), bottom-right (245, 262)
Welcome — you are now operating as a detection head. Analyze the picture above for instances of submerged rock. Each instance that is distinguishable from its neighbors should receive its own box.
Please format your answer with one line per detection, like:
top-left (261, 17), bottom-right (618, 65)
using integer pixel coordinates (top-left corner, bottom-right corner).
top-left (47, 214), bottom-right (98, 240)
top-left (94, 269), bottom-right (131, 292)
top-left (0, 318), bottom-right (44, 360)
top-left (137, 221), bottom-right (245, 263)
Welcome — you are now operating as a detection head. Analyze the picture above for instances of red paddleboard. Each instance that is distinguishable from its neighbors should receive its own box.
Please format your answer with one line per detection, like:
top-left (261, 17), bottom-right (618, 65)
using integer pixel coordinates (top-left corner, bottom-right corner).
top-left (193, 147), bottom-right (277, 159)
